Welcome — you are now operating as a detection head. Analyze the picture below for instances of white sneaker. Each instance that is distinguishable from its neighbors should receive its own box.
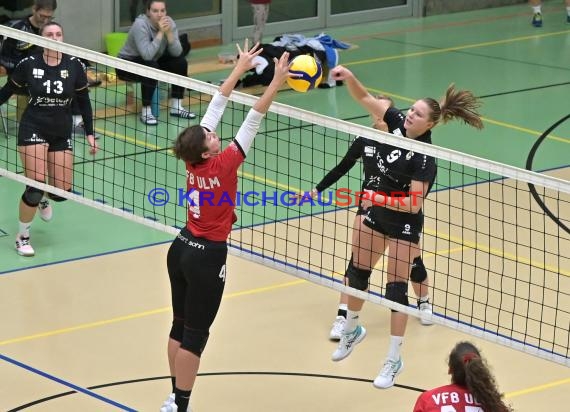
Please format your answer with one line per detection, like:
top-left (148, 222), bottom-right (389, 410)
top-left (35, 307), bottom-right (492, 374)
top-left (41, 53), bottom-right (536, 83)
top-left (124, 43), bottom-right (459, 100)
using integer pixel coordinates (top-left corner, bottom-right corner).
top-left (140, 112), bottom-right (158, 125)
top-left (418, 300), bottom-right (434, 326)
top-left (329, 316), bottom-right (346, 341)
top-left (38, 199), bottom-right (53, 222)
top-left (373, 357), bottom-right (403, 389)
top-left (160, 403), bottom-right (178, 412)
top-left (15, 235), bottom-right (35, 256)
top-left (161, 393), bottom-right (175, 409)
top-left (331, 325), bottom-right (366, 361)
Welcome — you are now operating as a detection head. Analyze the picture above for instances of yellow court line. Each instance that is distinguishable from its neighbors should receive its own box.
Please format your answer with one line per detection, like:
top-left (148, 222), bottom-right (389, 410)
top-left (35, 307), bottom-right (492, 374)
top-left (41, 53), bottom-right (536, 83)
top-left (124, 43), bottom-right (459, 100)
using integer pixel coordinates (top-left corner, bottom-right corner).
top-left (424, 228), bottom-right (570, 277)
top-left (329, 245), bottom-right (467, 277)
top-left (506, 377), bottom-right (570, 399)
top-left (94, 126), bottom-right (162, 151)
top-left (94, 126), bottom-right (294, 192)
top-left (346, 30), bottom-right (570, 66)
top-left (0, 280), bottom-right (306, 347)
top-left (365, 87), bottom-right (570, 144)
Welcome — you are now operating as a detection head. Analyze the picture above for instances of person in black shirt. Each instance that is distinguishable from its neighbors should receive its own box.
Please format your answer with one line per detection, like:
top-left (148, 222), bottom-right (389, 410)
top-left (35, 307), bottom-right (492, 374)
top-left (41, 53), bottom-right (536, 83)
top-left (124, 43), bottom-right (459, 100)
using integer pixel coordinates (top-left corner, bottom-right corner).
top-left (0, 22), bottom-right (97, 257)
top-left (328, 65), bottom-right (483, 389)
top-left (309, 95), bottom-right (434, 342)
top-left (0, 0), bottom-right (56, 74)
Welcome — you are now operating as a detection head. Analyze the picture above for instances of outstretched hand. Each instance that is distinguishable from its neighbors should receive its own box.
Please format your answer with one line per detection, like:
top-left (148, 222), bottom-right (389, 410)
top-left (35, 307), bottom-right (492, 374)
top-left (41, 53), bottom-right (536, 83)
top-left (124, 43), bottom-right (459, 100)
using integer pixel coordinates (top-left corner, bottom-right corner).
top-left (233, 39), bottom-right (264, 74)
top-left (270, 51), bottom-right (293, 86)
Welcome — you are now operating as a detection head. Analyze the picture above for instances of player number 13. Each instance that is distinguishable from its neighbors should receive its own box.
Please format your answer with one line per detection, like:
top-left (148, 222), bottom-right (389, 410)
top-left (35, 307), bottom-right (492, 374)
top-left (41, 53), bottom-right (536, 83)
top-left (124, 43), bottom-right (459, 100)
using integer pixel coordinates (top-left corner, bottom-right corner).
top-left (43, 79), bottom-right (63, 94)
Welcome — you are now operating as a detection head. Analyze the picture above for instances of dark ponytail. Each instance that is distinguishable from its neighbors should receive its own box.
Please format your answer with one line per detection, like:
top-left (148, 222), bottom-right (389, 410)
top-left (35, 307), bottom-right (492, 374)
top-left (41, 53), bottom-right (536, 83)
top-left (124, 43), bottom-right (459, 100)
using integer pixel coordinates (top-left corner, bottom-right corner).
top-left (449, 341), bottom-right (513, 412)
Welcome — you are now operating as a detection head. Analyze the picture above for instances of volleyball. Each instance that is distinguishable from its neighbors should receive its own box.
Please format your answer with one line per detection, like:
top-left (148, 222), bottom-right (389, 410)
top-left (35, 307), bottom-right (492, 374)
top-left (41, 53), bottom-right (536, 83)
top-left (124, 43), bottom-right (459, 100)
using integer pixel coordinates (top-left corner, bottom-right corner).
top-left (287, 55), bottom-right (323, 92)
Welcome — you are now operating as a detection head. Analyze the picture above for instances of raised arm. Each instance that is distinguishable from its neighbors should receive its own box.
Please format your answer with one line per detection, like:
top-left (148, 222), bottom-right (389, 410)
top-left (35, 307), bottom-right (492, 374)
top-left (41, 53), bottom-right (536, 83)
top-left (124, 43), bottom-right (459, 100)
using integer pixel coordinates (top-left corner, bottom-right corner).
top-left (201, 40), bottom-right (263, 132)
top-left (234, 52), bottom-right (291, 154)
top-left (330, 65), bottom-right (392, 121)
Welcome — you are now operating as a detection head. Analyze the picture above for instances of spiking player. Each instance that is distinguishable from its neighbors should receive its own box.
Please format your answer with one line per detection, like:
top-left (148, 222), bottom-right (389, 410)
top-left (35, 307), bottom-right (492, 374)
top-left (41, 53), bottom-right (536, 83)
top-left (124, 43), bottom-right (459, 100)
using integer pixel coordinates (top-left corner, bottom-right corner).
top-left (328, 65), bottom-right (483, 389)
top-left (307, 94), bottom-right (436, 343)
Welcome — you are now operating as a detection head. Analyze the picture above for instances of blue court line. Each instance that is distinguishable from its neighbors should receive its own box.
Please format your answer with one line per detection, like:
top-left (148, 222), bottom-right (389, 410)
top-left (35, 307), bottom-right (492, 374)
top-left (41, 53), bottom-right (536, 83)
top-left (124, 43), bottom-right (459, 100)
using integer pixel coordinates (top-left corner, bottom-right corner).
top-left (0, 353), bottom-right (137, 411)
top-left (0, 240), bottom-right (172, 276)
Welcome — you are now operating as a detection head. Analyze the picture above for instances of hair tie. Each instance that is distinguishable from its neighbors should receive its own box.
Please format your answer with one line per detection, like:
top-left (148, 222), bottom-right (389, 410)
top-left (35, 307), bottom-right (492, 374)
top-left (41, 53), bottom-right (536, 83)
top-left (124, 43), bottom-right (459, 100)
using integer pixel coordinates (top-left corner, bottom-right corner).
top-left (462, 353), bottom-right (478, 364)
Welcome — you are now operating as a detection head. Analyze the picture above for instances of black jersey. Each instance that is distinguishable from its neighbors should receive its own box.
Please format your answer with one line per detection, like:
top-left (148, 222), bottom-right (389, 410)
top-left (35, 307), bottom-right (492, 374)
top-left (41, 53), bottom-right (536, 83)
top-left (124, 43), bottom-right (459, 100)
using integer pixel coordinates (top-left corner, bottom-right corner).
top-left (0, 16), bottom-right (42, 73)
top-left (317, 107), bottom-right (436, 197)
top-left (9, 54), bottom-right (89, 137)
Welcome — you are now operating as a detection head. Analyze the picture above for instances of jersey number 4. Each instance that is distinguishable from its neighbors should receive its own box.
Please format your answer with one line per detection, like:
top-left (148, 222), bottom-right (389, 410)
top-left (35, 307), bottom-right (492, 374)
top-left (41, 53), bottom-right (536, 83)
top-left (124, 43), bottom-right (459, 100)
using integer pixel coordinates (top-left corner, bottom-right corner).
top-left (218, 265), bottom-right (226, 282)
top-left (43, 80), bottom-right (63, 94)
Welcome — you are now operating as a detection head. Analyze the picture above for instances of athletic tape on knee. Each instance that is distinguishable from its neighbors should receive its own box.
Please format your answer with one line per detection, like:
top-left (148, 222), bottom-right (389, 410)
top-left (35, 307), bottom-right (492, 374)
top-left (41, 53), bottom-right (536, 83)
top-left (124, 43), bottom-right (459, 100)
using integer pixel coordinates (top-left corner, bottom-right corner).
top-left (21, 185), bottom-right (44, 207)
top-left (385, 281), bottom-right (409, 311)
top-left (181, 327), bottom-right (209, 357)
top-left (169, 318), bottom-right (184, 342)
top-left (346, 261), bottom-right (372, 291)
top-left (410, 256), bottom-right (427, 283)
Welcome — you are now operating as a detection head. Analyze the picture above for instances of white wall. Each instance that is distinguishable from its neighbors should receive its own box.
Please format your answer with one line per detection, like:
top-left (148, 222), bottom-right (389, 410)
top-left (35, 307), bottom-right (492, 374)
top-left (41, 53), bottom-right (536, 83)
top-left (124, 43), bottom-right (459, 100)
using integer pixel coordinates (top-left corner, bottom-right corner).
top-left (54, 0), bottom-right (114, 52)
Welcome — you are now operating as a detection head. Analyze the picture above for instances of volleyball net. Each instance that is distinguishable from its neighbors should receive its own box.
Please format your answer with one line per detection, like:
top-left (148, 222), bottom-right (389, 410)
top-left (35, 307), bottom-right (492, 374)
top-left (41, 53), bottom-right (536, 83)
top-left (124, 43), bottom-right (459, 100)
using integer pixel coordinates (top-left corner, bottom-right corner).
top-left (1, 26), bottom-right (569, 367)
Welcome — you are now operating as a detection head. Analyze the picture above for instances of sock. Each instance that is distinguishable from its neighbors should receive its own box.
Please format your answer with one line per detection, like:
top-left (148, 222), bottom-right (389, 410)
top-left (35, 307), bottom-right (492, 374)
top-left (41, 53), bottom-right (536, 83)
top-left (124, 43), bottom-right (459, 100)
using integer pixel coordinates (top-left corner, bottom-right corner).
top-left (142, 105), bottom-right (152, 116)
top-left (174, 387), bottom-right (191, 412)
top-left (19, 220), bottom-right (32, 238)
top-left (345, 309), bottom-right (359, 333)
top-left (567, 7), bottom-right (570, 16)
top-left (532, 5), bottom-right (541, 14)
top-left (170, 376), bottom-right (176, 393)
top-left (387, 335), bottom-right (403, 361)
top-left (170, 98), bottom-right (184, 112)
top-left (418, 295), bottom-right (430, 304)
top-left (337, 303), bottom-right (348, 318)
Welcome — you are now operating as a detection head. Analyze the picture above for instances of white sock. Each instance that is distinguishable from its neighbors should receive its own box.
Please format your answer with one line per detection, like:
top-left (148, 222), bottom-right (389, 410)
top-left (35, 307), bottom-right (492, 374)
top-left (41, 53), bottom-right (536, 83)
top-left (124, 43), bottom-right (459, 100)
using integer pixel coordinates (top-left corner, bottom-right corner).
top-left (19, 221), bottom-right (32, 238)
top-left (170, 98), bottom-right (184, 112)
top-left (387, 335), bottom-right (403, 361)
top-left (338, 303), bottom-right (348, 311)
top-left (142, 106), bottom-right (153, 116)
top-left (566, 7), bottom-right (570, 16)
top-left (532, 5), bottom-right (541, 14)
top-left (344, 310), bottom-right (360, 333)
top-left (419, 295), bottom-right (429, 303)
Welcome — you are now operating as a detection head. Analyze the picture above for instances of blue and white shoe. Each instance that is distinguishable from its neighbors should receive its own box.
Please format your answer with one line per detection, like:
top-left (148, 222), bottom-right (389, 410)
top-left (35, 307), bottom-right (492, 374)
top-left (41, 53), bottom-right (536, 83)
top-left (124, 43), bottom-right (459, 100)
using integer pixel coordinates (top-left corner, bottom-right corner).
top-left (373, 357), bottom-right (404, 389)
top-left (331, 325), bottom-right (366, 361)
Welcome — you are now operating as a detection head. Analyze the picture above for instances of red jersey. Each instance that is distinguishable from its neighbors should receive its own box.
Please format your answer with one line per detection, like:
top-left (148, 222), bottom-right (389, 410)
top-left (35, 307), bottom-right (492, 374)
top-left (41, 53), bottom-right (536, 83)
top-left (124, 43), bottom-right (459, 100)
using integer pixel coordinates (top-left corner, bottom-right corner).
top-left (185, 141), bottom-right (244, 241)
top-left (413, 383), bottom-right (483, 412)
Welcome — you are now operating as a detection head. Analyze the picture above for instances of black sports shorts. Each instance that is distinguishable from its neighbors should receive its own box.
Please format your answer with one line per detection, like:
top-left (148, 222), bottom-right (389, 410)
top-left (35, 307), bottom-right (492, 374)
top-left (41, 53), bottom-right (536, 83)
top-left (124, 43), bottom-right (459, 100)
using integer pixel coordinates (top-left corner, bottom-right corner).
top-left (363, 206), bottom-right (423, 244)
top-left (18, 125), bottom-right (72, 152)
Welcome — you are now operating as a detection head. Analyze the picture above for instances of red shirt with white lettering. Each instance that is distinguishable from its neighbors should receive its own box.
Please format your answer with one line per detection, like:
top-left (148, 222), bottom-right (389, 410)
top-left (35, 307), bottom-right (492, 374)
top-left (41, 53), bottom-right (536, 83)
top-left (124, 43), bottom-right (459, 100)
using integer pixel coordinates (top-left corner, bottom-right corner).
top-left (413, 383), bottom-right (483, 412)
top-left (185, 141), bottom-right (245, 242)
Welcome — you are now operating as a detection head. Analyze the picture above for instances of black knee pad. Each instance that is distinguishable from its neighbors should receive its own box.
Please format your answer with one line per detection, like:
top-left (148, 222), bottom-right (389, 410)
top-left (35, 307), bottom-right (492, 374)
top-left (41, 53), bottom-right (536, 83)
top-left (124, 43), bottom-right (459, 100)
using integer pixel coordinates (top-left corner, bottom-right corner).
top-left (410, 256), bottom-right (427, 283)
top-left (385, 281), bottom-right (409, 312)
top-left (169, 318), bottom-right (184, 343)
top-left (22, 185), bottom-right (44, 207)
top-left (346, 261), bottom-right (372, 291)
top-left (47, 189), bottom-right (71, 202)
top-left (181, 327), bottom-right (209, 357)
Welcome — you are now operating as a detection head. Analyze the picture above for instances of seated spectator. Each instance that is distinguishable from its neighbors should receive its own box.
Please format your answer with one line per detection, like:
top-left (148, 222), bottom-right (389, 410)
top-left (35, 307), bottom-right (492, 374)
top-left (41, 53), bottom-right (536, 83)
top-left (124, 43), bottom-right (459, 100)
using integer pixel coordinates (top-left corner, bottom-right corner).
top-left (116, 0), bottom-right (195, 125)
top-left (413, 341), bottom-right (513, 412)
